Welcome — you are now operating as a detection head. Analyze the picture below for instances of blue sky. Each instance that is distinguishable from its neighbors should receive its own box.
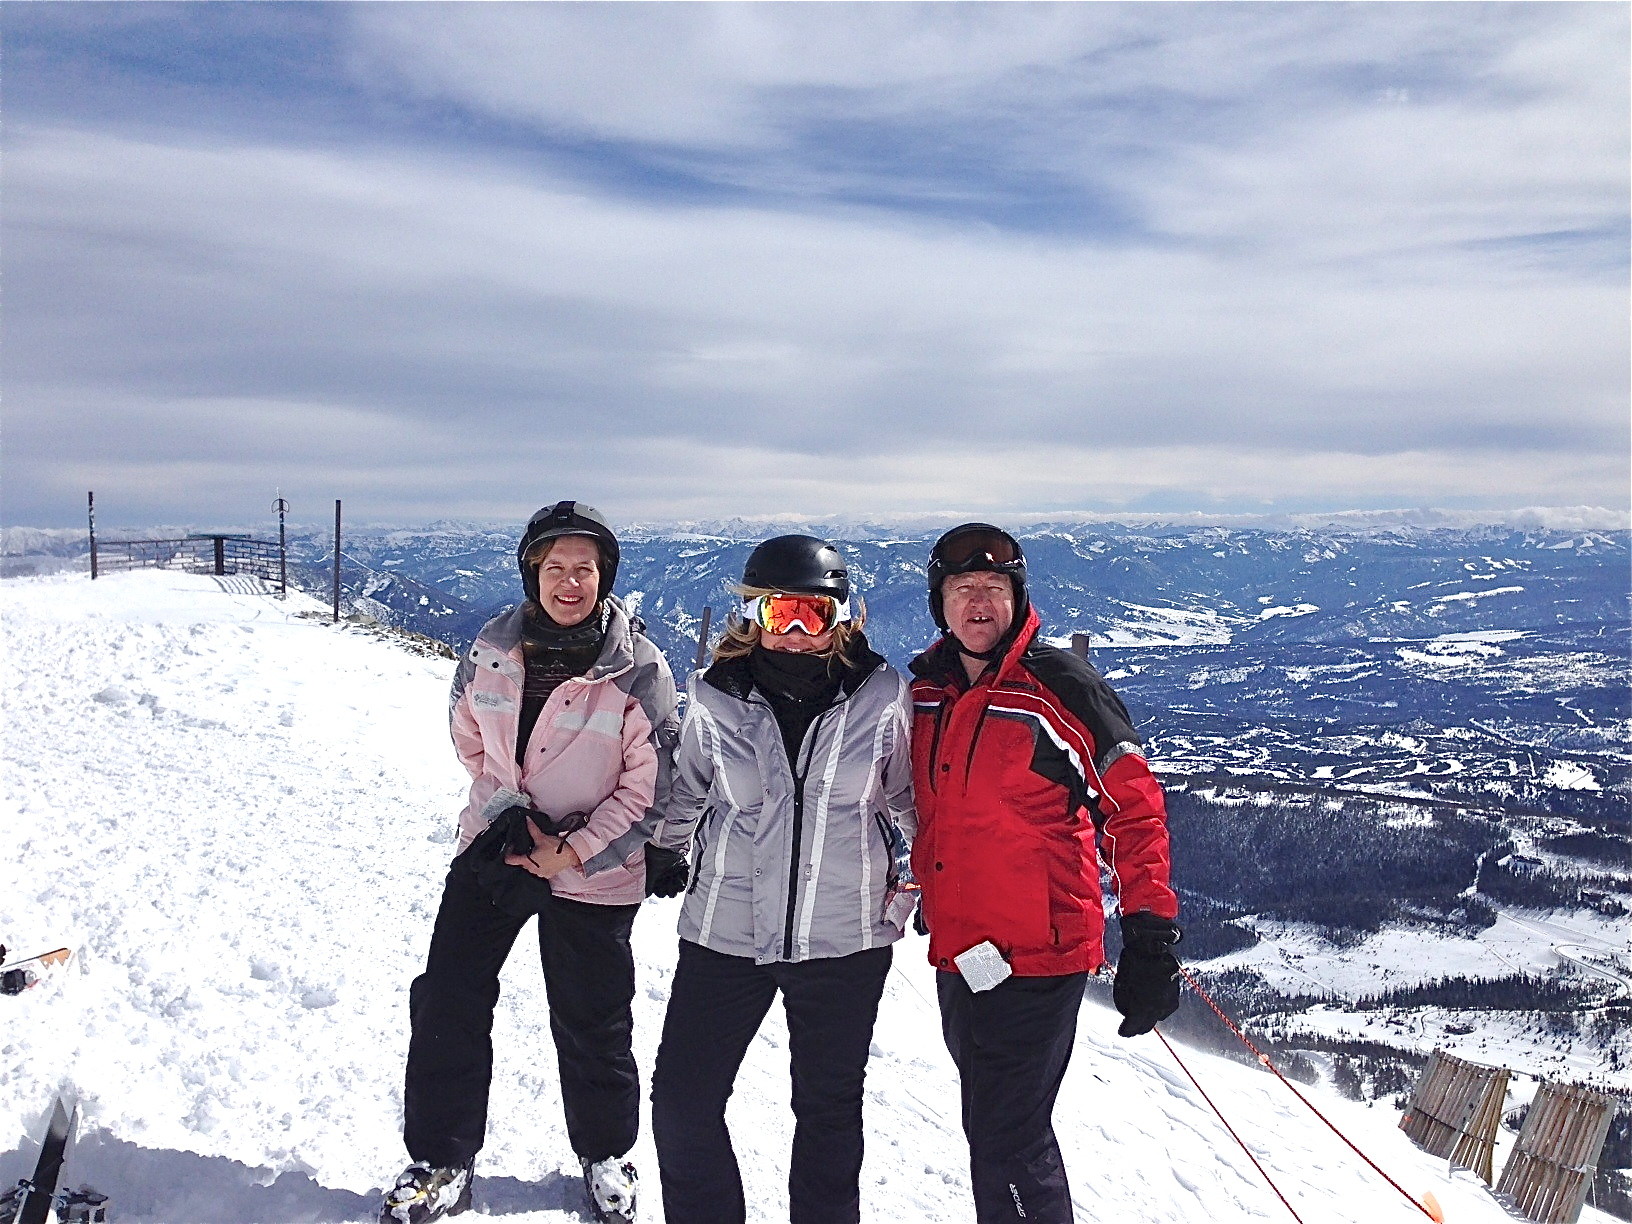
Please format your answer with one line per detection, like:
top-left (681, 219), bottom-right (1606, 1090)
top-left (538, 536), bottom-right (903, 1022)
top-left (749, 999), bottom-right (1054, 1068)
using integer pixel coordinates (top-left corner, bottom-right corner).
top-left (3, 2), bottom-right (1627, 529)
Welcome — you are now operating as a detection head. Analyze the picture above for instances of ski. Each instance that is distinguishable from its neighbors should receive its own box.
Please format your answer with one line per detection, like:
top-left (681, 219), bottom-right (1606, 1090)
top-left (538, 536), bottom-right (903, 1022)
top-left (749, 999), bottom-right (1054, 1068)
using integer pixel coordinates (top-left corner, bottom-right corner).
top-left (0, 949), bottom-right (74, 997)
top-left (0, 1095), bottom-right (75, 1224)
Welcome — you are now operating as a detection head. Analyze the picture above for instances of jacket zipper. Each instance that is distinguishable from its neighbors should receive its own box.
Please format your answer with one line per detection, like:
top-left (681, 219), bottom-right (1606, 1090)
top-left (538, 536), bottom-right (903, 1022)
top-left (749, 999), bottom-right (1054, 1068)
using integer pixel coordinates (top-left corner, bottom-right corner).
top-left (686, 806), bottom-right (716, 895)
top-left (926, 699), bottom-right (948, 794)
top-left (776, 661), bottom-right (883, 961)
top-left (782, 712), bottom-right (826, 960)
top-left (962, 702), bottom-right (992, 781)
top-left (872, 811), bottom-right (898, 888)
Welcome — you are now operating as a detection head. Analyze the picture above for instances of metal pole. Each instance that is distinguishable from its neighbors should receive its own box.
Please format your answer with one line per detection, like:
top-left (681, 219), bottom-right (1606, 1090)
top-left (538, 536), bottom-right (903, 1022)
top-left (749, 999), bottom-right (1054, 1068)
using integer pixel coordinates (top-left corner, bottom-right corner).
top-left (1071, 632), bottom-right (1090, 659)
top-left (273, 497), bottom-right (289, 597)
top-left (332, 499), bottom-right (342, 623)
top-left (693, 606), bottom-right (714, 671)
top-left (87, 491), bottom-right (98, 580)
top-left (213, 536), bottom-right (226, 576)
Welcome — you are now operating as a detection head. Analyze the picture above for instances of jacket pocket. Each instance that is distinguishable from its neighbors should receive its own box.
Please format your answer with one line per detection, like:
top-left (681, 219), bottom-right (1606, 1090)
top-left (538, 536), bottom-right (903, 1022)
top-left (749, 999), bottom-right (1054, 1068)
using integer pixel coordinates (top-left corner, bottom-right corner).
top-left (686, 805), bottom-right (717, 895)
top-left (985, 840), bottom-right (1053, 955)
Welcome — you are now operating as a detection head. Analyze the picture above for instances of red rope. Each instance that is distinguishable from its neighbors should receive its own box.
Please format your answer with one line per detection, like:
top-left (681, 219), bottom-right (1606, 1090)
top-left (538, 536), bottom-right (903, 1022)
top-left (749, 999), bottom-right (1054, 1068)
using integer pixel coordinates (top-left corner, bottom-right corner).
top-left (1156, 1029), bottom-right (1306, 1223)
top-left (1173, 965), bottom-right (1440, 1222)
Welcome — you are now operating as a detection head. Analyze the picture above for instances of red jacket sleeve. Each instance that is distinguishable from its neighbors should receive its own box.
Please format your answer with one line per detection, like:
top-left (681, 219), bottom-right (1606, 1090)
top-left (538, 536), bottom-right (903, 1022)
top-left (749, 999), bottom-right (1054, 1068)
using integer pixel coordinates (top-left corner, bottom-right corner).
top-left (1097, 752), bottom-right (1178, 920)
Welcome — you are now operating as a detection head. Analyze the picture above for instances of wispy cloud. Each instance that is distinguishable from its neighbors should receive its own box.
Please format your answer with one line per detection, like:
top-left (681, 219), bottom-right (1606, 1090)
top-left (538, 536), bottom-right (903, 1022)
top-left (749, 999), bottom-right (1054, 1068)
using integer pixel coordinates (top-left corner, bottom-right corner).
top-left (2, 3), bottom-right (1625, 527)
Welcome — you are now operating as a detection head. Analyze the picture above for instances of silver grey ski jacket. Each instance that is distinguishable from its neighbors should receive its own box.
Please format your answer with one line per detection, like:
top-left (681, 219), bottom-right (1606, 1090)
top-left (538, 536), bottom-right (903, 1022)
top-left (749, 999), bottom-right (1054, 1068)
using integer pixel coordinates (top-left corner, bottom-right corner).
top-left (652, 643), bottom-right (915, 964)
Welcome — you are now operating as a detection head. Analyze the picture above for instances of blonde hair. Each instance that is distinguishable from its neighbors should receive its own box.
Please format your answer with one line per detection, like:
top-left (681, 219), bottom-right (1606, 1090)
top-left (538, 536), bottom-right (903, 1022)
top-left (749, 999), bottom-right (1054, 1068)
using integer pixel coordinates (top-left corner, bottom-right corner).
top-left (711, 584), bottom-right (868, 666)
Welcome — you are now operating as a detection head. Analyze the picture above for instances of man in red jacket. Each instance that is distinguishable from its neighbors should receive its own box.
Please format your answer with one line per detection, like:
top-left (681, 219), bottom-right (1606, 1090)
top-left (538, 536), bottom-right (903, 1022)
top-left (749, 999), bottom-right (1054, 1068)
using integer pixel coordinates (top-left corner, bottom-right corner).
top-left (908, 523), bottom-right (1182, 1224)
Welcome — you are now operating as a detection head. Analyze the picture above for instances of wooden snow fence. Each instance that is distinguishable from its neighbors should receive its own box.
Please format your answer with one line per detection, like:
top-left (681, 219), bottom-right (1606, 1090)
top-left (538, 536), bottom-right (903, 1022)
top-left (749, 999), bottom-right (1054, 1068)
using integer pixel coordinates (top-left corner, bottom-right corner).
top-left (1494, 1081), bottom-right (1617, 1224)
top-left (1400, 1049), bottom-right (1510, 1184)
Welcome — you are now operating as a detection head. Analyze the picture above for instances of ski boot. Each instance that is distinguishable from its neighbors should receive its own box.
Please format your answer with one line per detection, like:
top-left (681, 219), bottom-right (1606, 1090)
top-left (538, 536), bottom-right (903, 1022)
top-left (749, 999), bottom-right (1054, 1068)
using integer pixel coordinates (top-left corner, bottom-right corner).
top-left (582, 1155), bottom-right (638, 1223)
top-left (379, 1159), bottom-right (473, 1224)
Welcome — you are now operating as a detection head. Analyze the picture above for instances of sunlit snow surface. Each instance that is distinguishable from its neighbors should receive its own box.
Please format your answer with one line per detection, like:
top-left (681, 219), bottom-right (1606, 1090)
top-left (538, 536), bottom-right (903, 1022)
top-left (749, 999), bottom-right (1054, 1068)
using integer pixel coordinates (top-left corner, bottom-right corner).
top-left (0, 572), bottom-right (1613, 1222)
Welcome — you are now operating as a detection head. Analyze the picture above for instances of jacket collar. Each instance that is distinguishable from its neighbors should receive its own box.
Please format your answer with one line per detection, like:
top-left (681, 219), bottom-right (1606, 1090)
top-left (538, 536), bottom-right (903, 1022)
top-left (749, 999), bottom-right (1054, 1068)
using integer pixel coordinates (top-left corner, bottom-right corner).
top-left (481, 595), bottom-right (638, 682)
top-left (703, 632), bottom-right (886, 704)
top-left (909, 605), bottom-right (1042, 690)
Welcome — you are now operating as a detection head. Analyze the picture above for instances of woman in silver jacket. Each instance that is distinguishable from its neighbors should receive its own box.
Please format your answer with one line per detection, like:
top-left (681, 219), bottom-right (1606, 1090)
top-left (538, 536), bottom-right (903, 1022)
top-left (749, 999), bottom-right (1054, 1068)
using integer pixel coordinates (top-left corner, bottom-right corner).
top-left (649, 534), bottom-right (916, 1224)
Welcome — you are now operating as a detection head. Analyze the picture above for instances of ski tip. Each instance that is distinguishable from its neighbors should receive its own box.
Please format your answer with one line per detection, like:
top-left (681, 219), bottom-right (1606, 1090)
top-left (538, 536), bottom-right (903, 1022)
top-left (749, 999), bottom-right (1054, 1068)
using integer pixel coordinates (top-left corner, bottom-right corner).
top-left (1421, 1190), bottom-right (1445, 1223)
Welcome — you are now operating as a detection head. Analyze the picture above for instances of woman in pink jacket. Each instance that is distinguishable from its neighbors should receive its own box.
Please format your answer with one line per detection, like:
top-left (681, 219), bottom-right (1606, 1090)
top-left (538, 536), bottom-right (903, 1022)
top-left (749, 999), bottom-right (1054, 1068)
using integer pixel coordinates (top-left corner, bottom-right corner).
top-left (381, 502), bottom-right (680, 1224)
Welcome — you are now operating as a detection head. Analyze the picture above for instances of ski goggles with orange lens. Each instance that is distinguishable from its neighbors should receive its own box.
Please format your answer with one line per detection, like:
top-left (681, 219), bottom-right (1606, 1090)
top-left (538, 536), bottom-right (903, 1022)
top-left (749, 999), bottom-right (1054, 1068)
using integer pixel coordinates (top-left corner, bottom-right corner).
top-left (743, 592), bottom-right (852, 636)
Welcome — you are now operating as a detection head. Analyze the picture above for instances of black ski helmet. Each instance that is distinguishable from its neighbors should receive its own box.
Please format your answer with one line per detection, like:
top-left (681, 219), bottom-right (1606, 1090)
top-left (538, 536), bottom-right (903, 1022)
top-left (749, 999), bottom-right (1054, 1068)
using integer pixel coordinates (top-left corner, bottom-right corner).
top-left (926, 522), bottom-right (1028, 632)
top-left (517, 501), bottom-right (621, 604)
top-left (741, 534), bottom-right (850, 601)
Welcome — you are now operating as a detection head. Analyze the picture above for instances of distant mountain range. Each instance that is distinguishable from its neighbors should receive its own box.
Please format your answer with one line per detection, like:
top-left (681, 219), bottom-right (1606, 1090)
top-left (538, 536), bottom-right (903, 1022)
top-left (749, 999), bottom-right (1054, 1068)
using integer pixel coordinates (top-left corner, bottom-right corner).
top-left (11, 519), bottom-right (1628, 818)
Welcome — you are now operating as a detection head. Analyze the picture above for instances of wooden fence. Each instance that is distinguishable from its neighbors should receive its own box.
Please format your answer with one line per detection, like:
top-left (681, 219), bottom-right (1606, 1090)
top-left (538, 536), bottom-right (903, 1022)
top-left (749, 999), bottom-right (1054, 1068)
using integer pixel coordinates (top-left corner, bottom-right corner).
top-left (1400, 1049), bottom-right (1510, 1184)
top-left (1495, 1080), bottom-right (1617, 1224)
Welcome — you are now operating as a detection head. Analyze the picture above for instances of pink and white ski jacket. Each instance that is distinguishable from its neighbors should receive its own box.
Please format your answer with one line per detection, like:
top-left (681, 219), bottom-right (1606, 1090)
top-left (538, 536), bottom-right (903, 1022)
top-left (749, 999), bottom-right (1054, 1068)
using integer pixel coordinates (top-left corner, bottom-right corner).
top-left (449, 597), bottom-right (680, 906)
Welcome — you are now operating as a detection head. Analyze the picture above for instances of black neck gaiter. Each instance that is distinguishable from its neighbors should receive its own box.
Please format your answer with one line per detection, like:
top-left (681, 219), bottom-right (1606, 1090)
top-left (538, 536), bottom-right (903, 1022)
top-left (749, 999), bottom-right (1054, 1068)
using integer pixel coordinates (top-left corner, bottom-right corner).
top-left (516, 606), bottom-right (607, 766)
top-left (749, 647), bottom-right (844, 771)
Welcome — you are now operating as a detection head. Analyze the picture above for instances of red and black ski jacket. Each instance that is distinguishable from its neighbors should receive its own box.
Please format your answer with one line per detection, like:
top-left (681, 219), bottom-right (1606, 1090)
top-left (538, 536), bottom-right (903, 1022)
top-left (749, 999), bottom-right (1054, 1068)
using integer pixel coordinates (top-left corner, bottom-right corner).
top-left (908, 607), bottom-right (1178, 977)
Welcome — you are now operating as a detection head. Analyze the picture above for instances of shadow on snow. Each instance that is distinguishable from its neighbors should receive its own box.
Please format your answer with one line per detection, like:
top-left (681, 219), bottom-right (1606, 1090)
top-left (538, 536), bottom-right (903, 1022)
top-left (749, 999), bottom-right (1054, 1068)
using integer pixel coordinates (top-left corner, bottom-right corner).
top-left (0, 1128), bottom-right (585, 1222)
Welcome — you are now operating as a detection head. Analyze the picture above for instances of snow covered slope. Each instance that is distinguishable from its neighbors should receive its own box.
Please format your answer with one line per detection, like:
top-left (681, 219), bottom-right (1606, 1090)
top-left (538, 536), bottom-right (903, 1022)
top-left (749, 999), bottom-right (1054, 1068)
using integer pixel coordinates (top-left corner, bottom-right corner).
top-left (0, 571), bottom-right (1605, 1223)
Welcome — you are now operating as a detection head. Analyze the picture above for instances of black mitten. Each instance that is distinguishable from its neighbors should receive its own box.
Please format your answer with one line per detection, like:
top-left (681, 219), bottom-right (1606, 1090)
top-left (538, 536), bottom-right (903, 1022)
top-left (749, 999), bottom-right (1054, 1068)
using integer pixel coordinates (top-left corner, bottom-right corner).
top-left (1113, 912), bottom-right (1182, 1038)
top-left (644, 845), bottom-right (690, 898)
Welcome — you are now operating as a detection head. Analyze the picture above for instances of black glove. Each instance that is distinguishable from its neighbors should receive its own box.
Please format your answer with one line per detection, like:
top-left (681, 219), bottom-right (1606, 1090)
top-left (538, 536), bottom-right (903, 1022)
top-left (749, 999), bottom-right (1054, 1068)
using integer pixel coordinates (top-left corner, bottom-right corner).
top-left (461, 806), bottom-right (555, 918)
top-left (499, 806), bottom-right (543, 858)
top-left (644, 844), bottom-right (690, 898)
top-left (496, 804), bottom-right (591, 853)
top-left (1113, 912), bottom-right (1182, 1038)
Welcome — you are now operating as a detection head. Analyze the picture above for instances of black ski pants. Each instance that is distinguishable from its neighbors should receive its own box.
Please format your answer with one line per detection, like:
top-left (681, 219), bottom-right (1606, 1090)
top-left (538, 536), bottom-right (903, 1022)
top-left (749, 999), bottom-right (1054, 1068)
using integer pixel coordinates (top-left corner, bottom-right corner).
top-left (937, 969), bottom-right (1090, 1224)
top-left (651, 939), bottom-right (893, 1224)
top-left (403, 857), bottom-right (641, 1170)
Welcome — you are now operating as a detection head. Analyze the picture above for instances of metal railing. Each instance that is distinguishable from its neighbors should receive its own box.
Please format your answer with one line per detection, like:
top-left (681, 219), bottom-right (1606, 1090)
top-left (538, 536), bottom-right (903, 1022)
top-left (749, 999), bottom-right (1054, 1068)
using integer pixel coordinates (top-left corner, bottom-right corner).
top-left (92, 535), bottom-right (285, 591)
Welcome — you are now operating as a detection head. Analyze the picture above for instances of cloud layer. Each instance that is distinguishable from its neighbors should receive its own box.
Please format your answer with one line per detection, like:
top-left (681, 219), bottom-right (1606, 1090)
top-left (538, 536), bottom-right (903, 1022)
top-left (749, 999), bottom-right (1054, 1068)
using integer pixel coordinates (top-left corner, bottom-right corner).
top-left (2, 3), bottom-right (1626, 528)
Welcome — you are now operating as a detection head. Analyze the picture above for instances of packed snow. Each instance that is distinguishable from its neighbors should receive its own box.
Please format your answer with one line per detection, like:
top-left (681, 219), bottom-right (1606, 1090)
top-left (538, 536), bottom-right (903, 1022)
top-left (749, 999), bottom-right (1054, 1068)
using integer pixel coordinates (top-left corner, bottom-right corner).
top-left (0, 571), bottom-right (1611, 1223)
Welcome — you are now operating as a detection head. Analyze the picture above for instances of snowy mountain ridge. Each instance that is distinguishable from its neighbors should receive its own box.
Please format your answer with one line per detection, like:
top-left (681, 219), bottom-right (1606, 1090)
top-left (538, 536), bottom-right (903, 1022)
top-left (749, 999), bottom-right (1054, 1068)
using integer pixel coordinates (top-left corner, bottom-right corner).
top-left (10, 505), bottom-right (1626, 549)
top-left (0, 569), bottom-right (1602, 1224)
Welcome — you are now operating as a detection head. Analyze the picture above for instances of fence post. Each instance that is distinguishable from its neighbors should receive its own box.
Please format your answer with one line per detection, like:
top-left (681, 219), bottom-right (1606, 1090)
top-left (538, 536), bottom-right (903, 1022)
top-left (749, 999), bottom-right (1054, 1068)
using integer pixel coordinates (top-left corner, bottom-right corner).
top-left (273, 498), bottom-right (289, 598)
top-left (87, 491), bottom-right (98, 580)
top-left (694, 606), bottom-right (714, 671)
top-left (332, 500), bottom-right (342, 623)
top-left (1071, 632), bottom-right (1090, 659)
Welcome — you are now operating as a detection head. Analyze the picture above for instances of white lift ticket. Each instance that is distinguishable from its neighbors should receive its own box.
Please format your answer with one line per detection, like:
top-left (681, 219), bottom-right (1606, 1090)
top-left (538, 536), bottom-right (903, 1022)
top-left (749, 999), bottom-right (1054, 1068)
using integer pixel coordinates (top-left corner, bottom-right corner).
top-left (953, 940), bottom-right (1013, 992)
